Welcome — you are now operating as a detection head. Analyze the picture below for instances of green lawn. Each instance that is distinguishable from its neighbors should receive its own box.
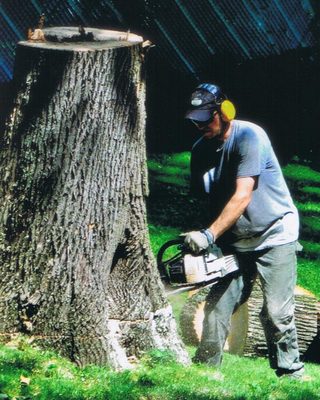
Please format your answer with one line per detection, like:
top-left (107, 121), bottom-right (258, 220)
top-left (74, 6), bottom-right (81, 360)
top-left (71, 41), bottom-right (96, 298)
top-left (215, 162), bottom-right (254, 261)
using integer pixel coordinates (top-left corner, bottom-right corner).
top-left (1, 337), bottom-right (320, 399)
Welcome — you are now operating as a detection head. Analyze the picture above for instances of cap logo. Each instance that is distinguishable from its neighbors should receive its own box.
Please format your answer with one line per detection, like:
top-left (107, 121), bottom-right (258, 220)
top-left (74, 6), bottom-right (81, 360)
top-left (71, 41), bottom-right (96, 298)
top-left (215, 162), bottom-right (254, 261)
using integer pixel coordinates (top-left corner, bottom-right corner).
top-left (191, 98), bottom-right (202, 106)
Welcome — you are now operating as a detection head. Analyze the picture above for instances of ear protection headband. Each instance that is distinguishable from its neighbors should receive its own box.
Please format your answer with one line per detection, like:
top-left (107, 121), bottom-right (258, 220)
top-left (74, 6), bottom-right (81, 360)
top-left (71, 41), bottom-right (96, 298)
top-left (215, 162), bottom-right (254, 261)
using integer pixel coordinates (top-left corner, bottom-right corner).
top-left (197, 83), bottom-right (236, 122)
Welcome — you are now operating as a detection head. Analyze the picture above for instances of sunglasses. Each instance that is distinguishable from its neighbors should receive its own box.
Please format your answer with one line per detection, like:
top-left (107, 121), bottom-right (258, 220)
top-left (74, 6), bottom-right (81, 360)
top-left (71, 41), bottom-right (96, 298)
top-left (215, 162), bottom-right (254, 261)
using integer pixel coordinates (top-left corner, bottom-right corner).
top-left (191, 113), bottom-right (216, 129)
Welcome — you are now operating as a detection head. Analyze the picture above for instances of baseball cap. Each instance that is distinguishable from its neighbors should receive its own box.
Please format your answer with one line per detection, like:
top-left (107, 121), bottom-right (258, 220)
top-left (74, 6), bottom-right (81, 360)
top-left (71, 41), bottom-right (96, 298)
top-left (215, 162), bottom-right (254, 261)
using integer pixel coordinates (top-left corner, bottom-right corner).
top-left (185, 84), bottom-right (226, 122)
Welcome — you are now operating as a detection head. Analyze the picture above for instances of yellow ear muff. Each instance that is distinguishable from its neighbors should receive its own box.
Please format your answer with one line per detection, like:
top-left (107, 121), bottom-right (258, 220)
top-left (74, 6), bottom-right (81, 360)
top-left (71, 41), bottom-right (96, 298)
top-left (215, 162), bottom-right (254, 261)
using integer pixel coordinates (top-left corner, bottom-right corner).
top-left (220, 100), bottom-right (236, 122)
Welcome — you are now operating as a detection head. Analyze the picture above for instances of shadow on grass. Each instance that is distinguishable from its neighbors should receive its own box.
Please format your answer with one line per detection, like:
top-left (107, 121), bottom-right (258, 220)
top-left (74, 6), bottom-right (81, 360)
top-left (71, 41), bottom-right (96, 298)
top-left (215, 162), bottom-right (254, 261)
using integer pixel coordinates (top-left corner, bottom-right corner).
top-left (300, 215), bottom-right (320, 244)
top-left (299, 240), bottom-right (320, 261)
top-left (147, 180), bottom-right (208, 232)
top-left (300, 186), bottom-right (320, 200)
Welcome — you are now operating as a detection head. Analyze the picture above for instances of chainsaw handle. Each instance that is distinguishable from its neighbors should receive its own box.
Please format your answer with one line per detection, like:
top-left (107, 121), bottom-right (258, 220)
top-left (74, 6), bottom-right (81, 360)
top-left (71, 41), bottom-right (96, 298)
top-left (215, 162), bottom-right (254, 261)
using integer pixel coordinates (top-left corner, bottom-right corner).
top-left (157, 238), bottom-right (185, 282)
top-left (156, 238), bottom-right (185, 266)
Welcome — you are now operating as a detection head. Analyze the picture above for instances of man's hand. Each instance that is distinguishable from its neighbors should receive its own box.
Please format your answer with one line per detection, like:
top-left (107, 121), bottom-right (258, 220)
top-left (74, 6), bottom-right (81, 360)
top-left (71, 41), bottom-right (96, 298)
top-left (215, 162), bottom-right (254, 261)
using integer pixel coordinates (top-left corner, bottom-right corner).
top-left (182, 229), bottom-right (214, 254)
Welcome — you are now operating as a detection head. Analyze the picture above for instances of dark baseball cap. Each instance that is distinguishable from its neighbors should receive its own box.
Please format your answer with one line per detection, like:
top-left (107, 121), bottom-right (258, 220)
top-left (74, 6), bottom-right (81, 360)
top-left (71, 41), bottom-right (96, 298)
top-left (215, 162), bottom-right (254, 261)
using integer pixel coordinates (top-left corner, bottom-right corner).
top-left (185, 84), bottom-right (226, 122)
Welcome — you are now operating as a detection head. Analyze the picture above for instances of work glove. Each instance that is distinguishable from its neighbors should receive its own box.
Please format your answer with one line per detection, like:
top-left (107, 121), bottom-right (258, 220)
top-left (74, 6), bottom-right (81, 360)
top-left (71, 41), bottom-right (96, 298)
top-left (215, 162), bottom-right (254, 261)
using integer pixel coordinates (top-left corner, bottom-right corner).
top-left (182, 229), bottom-right (215, 254)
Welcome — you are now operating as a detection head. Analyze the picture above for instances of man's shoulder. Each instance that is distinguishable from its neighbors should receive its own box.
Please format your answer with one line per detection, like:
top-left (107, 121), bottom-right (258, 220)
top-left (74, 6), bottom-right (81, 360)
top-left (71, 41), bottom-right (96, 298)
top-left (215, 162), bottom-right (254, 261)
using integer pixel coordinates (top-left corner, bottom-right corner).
top-left (233, 120), bottom-right (269, 145)
top-left (234, 119), bottom-right (267, 136)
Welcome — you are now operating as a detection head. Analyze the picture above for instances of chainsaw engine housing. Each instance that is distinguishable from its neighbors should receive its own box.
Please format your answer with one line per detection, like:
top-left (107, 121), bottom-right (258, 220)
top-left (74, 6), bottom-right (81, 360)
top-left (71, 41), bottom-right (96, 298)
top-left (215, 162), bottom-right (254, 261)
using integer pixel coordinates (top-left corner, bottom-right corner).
top-left (157, 239), bottom-right (239, 288)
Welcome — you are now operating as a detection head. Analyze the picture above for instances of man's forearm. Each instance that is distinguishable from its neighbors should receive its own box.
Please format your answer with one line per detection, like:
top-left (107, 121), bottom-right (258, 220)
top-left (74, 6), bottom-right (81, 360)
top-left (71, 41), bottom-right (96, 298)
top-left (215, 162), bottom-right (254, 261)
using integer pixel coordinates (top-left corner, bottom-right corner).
top-left (208, 193), bottom-right (251, 240)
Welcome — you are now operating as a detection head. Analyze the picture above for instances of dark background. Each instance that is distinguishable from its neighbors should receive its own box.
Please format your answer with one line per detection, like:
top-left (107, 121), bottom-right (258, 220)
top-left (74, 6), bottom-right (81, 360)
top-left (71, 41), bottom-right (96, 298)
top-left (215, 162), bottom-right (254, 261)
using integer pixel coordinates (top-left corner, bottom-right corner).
top-left (0, 0), bottom-right (319, 165)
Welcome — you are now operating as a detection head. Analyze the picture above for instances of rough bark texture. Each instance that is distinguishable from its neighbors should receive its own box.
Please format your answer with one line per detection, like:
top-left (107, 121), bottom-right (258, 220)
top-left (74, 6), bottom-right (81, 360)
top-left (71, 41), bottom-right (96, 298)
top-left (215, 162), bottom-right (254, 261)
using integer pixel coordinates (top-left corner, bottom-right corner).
top-left (180, 283), bottom-right (320, 362)
top-left (0, 27), bottom-right (189, 368)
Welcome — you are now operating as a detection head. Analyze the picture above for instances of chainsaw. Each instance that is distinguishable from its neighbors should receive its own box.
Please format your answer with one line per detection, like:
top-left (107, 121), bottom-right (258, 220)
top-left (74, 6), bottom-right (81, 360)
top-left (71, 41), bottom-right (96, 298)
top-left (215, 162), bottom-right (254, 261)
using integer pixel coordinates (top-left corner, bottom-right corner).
top-left (157, 238), bottom-right (239, 296)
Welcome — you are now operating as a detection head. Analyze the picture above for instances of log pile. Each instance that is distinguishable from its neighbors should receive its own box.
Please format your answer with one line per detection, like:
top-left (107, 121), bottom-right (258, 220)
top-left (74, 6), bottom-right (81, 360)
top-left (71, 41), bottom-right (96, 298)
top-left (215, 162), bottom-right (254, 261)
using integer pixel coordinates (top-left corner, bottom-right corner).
top-left (180, 282), bottom-right (320, 361)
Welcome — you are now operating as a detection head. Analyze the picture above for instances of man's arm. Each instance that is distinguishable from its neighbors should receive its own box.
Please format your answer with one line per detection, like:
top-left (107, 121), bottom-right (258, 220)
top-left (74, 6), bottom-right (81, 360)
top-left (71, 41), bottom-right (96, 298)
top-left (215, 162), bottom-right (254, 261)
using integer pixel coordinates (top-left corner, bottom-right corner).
top-left (208, 176), bottom-right (257, 241)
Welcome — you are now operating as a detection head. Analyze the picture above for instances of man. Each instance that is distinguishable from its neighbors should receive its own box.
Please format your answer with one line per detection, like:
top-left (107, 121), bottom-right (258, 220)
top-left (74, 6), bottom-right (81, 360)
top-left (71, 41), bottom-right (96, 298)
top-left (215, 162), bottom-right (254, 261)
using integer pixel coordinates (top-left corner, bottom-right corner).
top-left (183, 83), bottom-right (304, 379)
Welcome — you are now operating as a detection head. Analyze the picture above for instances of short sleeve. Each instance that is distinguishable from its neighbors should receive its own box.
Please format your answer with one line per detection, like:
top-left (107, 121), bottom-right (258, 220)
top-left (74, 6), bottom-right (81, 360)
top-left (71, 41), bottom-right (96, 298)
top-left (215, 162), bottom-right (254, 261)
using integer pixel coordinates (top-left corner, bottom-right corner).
top-left (235, 129), bottom-right (266, 178)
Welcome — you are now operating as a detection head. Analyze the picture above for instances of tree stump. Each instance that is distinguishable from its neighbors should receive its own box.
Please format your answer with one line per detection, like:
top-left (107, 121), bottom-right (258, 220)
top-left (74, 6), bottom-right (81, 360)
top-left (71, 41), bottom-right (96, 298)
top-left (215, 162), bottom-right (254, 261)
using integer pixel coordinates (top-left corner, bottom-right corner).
top-left (0, 27), bottom-right (189, 368)
top-left (180, 282), bottom-right (320, 362)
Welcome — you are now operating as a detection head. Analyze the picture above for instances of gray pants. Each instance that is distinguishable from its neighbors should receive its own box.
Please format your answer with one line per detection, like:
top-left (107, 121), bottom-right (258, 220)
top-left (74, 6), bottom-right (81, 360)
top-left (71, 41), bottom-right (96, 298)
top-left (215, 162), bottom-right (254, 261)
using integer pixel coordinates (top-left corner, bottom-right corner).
top-left (194, 242), bottom-right (304, 374)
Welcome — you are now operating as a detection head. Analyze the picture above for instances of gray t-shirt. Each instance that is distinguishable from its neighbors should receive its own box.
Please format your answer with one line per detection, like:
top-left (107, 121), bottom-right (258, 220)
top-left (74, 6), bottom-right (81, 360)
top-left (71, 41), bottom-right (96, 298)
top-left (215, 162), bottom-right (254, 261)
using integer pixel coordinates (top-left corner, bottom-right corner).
top-left (191, 120), bottom-right (299, 251)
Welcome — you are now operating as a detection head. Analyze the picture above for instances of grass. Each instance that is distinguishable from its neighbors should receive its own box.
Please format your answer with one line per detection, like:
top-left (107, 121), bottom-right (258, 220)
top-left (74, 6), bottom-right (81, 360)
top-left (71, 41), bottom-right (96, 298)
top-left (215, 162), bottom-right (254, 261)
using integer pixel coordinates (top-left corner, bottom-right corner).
top-left (147, 152), bottom-right (208, 233)
top-left (282, 163), bottom-right (320, 298)
top-left (148, 224), bottom-right (180, 257)
top-left (148, 153), bottom-right (190, 188)
top-left (297, 258), bottom-right (320, 295)
top-left (299, 239), bottom-right (320, 258)
top-left (300, 186), bottom-right (320, 197)
top-left (296, 201), bottom-right (320, 215)
top-left (282, 164), bottom-right (320, 184)
top-left (0, 340), bottom-right (320, 400)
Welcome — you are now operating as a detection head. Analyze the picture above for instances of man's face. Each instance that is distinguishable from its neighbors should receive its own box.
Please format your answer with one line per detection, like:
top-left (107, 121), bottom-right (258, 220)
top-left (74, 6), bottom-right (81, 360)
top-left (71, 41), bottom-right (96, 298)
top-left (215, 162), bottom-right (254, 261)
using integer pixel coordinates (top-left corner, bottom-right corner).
top-left (193, 111), bottom-right (223, 140)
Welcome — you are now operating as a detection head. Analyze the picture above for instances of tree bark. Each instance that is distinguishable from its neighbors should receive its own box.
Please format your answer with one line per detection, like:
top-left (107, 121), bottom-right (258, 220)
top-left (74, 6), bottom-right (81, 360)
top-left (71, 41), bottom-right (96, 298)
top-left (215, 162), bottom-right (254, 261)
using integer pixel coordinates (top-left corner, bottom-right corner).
top-left (180, 283), bottom-right (320, 362)
top-left (0, 27), bottom-right (189, 368)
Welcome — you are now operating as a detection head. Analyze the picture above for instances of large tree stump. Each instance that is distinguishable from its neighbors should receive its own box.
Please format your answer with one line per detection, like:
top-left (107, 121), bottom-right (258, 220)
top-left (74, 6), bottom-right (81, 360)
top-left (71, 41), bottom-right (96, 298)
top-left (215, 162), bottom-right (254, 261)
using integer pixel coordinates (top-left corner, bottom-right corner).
top-left (0, 27), bottom-right (189, 368)
top-left (180, 282), bottom-right (320, 362)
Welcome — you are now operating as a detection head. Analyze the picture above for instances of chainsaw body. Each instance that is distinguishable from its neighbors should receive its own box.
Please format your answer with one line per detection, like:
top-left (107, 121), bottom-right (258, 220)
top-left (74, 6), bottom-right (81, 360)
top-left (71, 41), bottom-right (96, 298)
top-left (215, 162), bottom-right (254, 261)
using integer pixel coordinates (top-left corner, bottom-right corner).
top-left (157, 239), bottom-right (239, 294)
